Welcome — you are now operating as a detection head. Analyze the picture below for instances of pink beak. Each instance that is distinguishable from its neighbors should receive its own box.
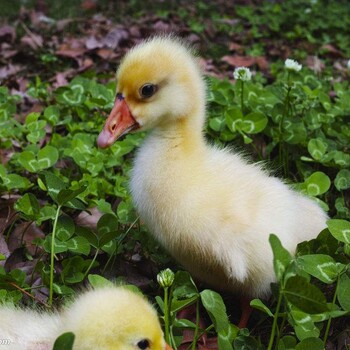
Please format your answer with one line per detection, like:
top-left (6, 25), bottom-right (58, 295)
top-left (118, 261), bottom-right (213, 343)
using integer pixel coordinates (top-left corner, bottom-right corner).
top-left (97, 95), bottom-right (139, 148)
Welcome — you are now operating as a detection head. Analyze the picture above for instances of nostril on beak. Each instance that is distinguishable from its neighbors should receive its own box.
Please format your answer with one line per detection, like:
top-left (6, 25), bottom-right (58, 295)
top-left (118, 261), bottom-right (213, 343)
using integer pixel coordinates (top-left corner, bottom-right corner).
top-left (110, 121), bottom-right (116, 132)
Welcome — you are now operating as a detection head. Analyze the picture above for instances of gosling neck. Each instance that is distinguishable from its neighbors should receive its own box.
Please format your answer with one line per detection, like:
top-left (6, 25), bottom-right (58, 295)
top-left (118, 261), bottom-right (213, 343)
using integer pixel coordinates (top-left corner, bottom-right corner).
top-left (152, 109), bottom-right (206, 151)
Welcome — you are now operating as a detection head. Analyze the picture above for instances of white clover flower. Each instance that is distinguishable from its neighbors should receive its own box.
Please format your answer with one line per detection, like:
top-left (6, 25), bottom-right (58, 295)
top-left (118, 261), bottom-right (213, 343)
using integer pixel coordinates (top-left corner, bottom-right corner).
top-left (347, 59), bottom-right (350, 69)
top-left (157, 268), bottom-right (175, 288)
top-left (233, 67), bottom-right (252, 81)
top-left (285, 58), bottom-right (302, 72)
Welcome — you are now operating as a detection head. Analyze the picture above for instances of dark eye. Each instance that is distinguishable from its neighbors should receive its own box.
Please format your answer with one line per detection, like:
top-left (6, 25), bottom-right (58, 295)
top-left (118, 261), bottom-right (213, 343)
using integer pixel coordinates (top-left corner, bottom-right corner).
top-left (139, 83), bottom-right (157, 98)
top-left (137, 339), bottom-right (150, 349)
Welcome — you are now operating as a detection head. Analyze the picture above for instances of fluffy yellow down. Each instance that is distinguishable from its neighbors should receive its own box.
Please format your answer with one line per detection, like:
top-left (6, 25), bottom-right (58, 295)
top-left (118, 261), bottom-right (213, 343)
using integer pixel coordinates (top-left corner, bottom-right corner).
top-left (0, 287), bottom-right (166, 350)
top-left (100, 36), bottom-right (328, 298)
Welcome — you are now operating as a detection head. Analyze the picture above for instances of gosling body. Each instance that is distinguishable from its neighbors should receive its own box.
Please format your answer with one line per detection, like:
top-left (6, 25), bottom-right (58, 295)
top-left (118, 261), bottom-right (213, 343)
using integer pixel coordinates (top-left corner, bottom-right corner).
top-left (97, 36), bottom-right (328, 299)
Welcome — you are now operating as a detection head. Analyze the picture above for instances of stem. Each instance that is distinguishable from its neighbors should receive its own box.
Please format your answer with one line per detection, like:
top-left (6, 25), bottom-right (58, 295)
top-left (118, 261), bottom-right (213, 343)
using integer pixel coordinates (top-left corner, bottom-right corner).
top-left (267, 288), bottom-right (283, 350)
top-left (241, 80), bottom-right (244, 112)
top-left (323, 277), bottom-right (339, 344)
top-left (191, 301), bottom-right (200, 350)
top-left (164, 287), bottom-right (170, 345)
top-left (102, 216), bottom-right (139, 274)
top-left (275, 311), bottom-right (287, 349)
top-left (83, 248), bottom-right (100, 280)
top-left (279, 76), bottom-right (292, 177)
top-left (49, 205), bottom-right (61, 306)
top-left (169, 329), bottom-right (177, 350)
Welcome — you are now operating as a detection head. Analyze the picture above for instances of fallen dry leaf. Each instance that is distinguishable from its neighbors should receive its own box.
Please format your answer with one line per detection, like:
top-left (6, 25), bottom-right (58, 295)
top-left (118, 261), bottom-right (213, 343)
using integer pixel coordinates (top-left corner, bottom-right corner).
top-left (306, 55), bottom-right (325, 73)
top-left (96, 48), bottom-right (118, 60)
top-left (104, 27), bottom-right (129, 50)
top-left (228, 42), bottom-right (244, 53)
top-left (0, 43), bottom-right (18, 60)
top-left (8, 222), bottom-right (45, 256)
top-left (76, 207), bottom-right (103, 231)
top-left (0, 64), bottom-right (23, 80)
top-left (81, 0), bottom-right (97, 11)
top-left (222, 55), bottom-right (269, 71)
top-left (56, 46), bottom-right (87, 58)
top-left (53, 72), bottom-right (69, 87)
top-left (0, 229), bottom-right (11, 266)
top-left (20, 33), bottom-right (44, 50)
top-left (321, 44), bottom-right (343, 57)
top-left (85, 35), bottom-right (104, 50)
top-left (0, 25), bottom-right (16, 42)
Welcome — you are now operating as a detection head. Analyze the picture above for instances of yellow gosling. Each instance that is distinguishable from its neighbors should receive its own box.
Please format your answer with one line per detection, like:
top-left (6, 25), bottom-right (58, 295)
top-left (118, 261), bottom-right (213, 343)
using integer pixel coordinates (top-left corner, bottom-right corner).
top-left (97, 36), bottom-right (328, 327)
top-left (0, 287), bottom-right (170, 350)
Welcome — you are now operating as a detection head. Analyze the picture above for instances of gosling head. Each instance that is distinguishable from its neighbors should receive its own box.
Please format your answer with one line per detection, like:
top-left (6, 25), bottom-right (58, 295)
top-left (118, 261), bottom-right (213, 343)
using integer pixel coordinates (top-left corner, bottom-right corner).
top-left (97, 36), bottom-right (206, 148)
top-left (63, 287), bottom-right (171, 350)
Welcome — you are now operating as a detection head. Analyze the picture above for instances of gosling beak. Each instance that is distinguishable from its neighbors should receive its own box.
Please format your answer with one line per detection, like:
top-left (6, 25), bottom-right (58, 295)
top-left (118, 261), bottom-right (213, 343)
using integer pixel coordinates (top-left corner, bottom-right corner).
top-left (97, 94), bottom-right (139, 148)
top-left (165, 343), bottom-right (172, 350)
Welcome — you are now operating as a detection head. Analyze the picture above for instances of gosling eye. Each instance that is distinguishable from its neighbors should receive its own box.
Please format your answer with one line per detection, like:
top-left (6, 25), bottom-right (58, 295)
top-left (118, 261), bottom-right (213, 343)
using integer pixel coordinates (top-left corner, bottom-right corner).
top-left (139, 83), bottom-right (158, 99)
top-left (136, 338), bottom-right (150, 349)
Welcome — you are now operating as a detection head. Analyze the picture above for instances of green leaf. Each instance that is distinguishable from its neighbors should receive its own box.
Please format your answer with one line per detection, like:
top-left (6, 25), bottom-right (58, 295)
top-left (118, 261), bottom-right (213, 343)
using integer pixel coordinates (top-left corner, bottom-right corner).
top-left (173, 318), bottom-right (196, 328)
top-left (2, 174), bottom-right (31, 190)
top-left (250, 299), bottom-right (273, 317)
top-left (284, 276), bottom-right (329, 314)
top-left (225, 109), bottom-right (267, 135)
top-left (96, 199), bottom-right (114, 214)
top-left (225, 107), bottom-right (243, 132)
top-left (117, 200), bottom-right (134, 223)
top-left (337, 273), bottom-right (350, 311)
top-left (200, 289), bottom-right (230, 333)
top-left (327, 219), bottom-right (350, 244)
top-left (282, 121), bottom-right (307, 144)
top-left (37, 145), bottom-right (59, 170)
top-left (60, 84), bottom-right (85, 105)
top-left (334, 169), bottom-right (350, 191)
top-left (173, 271), bottom-right (198, 299)
top-left (241, 112), bottom-right (268, 134)
top-left (269, 234), bottom-right (293, 281)
top-left (99, 231), bottom-right (116, 248)
top-left (52, 284), bottom-right (74, 295)
top-left (304, 171), bottom-right (331, 196)
top-left (41, 171), bottom-right (66, 202)
top-left (279, 335), bottom-right (297, 350)
top-left (15, 193), bottom-right (40, 220)
top-left (25, 112), bottom-right (40, 124)
top-left (26, 120), bottom-right (46, 143)
top-left (66, 236), bottom-right (91, 255)
top-left (76, 227), bottom-right (98, 247)
top-left (307, 138), bottom-right (327, 161)
top-left (97, 214), bottom-right (119, 235)
top-left (44, 105), bottom-right (60, 125)
top-left (39, 205), bottom-right (57, 223)
top-left (217, 328), bottom-right (235, 350)
top-left (56, 215), bottom-right (75, 241)
top-left (53, 332), bottom-right (75, 350)
top-left (171, 295), bottom-right (198, 314)
top-left (88, 274), bottom-right (114, 288)
top-left (64, 198), bottom-right (86, 211)
top-left (234, 334), bottom-right (260, 350)
top-left (61, 256), bottom-right (89, 284)
top-left (209, 117), bottom-right (225, 132)
top-left (297, 254), bottom-right (340, 284)
top-left (295, 337), bottom-right (324, 350)
top-left (57, 185), bottom-right (87, 206)
top-left (43, 236), bottom-right (68, 254)
top-left (18, 151), bottom-right (38, 172)
top-left (289, 305), bottom-right (320, 340)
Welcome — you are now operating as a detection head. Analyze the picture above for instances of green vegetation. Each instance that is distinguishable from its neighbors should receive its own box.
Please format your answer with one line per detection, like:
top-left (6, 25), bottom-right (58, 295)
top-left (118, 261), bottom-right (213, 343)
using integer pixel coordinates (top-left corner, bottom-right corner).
top-left (0, 0), bottom-right (349, 349)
